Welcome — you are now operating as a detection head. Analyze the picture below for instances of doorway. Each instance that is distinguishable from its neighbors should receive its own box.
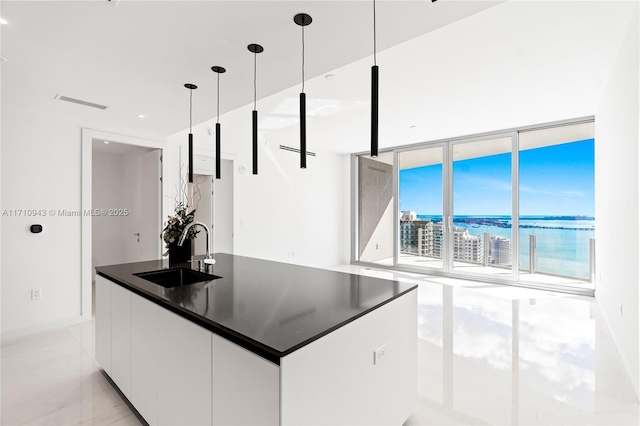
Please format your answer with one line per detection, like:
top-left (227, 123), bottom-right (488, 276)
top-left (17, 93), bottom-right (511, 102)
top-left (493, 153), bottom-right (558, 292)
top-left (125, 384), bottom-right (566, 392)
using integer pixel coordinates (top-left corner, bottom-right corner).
top-left (191, 157), bottom-right (234, 256)
top-left (81, 129), bottom-right (164, 320)
top-left (92, 141), bottom-right (162, 266)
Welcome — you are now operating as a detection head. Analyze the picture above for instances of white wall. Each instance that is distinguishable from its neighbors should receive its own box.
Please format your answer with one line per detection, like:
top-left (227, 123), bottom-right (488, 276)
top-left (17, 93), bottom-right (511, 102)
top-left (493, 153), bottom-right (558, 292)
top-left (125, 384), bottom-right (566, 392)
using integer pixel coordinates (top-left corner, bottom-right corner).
top-left (1, 108), bottom-right (84, 335)
top-left (167, 93), bottom-right (347, 268)
top-left (1, 105), bottom-right (166, 338)
top-left (594, 5), bottom-right (640, 398)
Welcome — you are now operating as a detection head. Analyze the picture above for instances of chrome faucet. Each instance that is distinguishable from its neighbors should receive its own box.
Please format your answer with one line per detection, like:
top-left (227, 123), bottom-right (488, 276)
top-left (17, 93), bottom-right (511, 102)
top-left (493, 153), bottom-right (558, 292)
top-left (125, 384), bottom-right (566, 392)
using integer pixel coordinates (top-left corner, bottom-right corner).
top-left (178, 221), bottom-right (215, 271)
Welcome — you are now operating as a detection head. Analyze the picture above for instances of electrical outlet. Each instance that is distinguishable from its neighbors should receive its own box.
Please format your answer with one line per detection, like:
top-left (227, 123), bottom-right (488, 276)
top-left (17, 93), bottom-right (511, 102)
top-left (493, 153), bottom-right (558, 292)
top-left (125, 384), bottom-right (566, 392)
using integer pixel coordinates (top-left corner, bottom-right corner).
top-left (31, 288), bottom-right (42, 300)
top-left (374, 344), bottom-right (386, 365)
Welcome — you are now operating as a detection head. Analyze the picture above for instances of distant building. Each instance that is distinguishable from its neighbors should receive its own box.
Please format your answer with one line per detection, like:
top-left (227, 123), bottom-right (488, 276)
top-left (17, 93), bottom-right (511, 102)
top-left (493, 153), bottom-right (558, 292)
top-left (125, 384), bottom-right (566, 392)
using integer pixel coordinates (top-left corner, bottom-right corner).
top-left (418, 222), bottom-right (444, 258)
top-left (452, 228), bottom-right (483, 264)
top-left (400, 212), bottom-right (442, 258)
top-left (401, 214), bottom-right (483, 263)
top-left (400, 211), bottom-right (417, 221)
top-left (489, 235), bottom-right (511, 266)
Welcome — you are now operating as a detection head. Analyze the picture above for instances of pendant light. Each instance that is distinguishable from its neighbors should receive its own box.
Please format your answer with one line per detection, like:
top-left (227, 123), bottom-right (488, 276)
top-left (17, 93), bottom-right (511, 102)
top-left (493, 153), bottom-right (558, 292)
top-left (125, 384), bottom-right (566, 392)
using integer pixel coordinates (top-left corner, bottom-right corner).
top-left (294, 13), bottom-right (312, 169)
top-left (211, 66), bottom-right (226, 180)
top-left (248, 43), bottom-right (264, 175)
top-left (371, 0), bottom-right (379, 158)
top-left (184, 83), bottom-right (198, 183)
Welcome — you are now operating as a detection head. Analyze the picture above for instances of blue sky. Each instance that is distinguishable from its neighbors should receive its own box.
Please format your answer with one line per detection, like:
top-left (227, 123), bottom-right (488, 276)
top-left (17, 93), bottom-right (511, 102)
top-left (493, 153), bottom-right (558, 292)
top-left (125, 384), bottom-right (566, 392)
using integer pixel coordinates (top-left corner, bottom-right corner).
top-left (399, 139), bottom-right (595, 217)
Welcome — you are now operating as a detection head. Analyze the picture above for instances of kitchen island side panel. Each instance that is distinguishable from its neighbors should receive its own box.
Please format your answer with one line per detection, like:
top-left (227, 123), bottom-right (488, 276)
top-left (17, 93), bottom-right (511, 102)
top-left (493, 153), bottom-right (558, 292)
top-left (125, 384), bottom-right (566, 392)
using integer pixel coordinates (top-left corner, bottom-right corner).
top-left (212, 335), bottom-right (280, 425)
top-left (279, 288), bottom-right (417, 426)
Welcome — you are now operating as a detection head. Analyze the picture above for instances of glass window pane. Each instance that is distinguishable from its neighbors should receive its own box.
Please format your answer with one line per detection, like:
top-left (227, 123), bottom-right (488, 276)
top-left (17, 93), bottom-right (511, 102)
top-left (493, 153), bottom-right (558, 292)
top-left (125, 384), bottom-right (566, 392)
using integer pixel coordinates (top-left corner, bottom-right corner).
top-left (518, 123), bottom-right (595, 286)
top-left (398, 146), bottom-right (444, 270)
top-left (452, 136), bottom-right (513, 278)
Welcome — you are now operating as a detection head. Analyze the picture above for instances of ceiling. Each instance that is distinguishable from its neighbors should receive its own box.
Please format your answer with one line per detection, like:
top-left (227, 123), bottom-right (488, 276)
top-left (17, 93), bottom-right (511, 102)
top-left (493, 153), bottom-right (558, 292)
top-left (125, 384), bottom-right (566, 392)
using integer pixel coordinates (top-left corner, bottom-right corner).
top-left (0, 0), bottom-right (504, 142)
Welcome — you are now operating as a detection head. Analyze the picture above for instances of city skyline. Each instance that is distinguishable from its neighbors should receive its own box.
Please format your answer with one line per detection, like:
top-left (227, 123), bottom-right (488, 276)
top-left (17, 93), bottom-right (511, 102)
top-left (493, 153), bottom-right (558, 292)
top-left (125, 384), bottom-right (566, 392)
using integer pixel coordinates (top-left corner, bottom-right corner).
top-left (399, 139), bottom-right (595, 217)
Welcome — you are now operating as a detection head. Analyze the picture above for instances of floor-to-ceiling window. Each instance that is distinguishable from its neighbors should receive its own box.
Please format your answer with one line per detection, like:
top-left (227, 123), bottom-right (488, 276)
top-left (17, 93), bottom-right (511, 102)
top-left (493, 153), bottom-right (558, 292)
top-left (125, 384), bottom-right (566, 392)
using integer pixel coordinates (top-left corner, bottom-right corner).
top-left (354, 119), bottom-right (595, 293)
top-left (450, 135), bottom-right (515, 279)
top-left (518, 124), bottom-right (595, 286)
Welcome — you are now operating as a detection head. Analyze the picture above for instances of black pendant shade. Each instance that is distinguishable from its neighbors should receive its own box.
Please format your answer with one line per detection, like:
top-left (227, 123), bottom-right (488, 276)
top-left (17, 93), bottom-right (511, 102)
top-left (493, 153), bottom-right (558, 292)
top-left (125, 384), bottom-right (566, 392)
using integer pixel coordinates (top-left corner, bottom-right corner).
top-left (184, 83), bottom-right (197, 183)
top-left (371, 65), bottom-right (379, 158)
top-left (248, 43), bottom-right (264, 175)
top-left (188, 132), bottom-right (193, 183)
top-left (211, 66), bottom-right (226, 180)
top-left (252, 110), bottom-right (258, 174)
top-left (370, 0), bottom-right (379, 158)
top-left (294, 13), bottom-right (312, 169)
top-left (215, 122), bottom-right (221, 179)
top-left (300, 92), bottom-right (306, 169)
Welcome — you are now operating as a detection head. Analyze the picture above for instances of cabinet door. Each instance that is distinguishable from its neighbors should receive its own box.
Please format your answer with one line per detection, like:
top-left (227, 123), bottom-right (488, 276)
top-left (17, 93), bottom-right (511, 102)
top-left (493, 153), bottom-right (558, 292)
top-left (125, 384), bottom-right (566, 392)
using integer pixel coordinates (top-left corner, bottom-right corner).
top-left (157, 308), bottom-right (212, 426)
top-left (131, 293), bottom-right (159, 426)
top-left (95, 276), bottom-right (112, 374)
top-left (111, 284), bottom-right (132, 399)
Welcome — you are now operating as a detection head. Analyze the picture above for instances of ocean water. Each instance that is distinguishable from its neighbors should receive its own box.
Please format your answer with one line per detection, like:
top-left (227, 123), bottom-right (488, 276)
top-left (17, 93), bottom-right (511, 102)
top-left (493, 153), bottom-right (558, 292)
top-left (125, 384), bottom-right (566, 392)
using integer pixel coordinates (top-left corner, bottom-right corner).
top-left (417, 215), bottom-right (595, 280)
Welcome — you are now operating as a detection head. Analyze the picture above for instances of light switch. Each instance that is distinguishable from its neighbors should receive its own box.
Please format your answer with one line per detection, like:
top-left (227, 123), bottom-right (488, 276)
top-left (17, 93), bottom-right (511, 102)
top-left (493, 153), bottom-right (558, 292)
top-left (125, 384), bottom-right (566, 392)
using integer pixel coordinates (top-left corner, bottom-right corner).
top-left (374, 344), bottom-right (386, 365)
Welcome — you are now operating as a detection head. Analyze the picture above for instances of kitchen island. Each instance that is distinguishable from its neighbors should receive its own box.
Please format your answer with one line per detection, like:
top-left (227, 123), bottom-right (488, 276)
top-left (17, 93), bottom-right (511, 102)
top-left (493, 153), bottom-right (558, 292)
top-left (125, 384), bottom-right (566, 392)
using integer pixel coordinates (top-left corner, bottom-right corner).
top-left (95, 253), bottom-right (417, 426)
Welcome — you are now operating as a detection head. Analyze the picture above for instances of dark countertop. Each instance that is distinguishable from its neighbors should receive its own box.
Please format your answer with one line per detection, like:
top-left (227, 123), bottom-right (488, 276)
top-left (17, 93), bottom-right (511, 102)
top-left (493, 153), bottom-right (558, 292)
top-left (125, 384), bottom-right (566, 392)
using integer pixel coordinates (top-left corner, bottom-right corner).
top-left (95, 253), bottom-right (417, 365)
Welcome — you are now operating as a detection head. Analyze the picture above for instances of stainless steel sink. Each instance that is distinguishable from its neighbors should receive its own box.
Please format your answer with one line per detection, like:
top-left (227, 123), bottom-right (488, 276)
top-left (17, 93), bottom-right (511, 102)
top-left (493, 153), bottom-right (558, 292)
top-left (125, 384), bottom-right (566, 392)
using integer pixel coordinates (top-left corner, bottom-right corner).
top-left (134, 268), bottom-right (221, 288)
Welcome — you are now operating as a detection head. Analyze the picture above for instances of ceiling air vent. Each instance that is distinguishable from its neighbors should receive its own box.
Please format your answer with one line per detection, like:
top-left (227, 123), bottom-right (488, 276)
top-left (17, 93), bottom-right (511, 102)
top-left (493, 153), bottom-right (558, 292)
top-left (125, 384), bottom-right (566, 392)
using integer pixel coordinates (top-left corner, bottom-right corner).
top-left (54, 94), bottom-right (109, 110)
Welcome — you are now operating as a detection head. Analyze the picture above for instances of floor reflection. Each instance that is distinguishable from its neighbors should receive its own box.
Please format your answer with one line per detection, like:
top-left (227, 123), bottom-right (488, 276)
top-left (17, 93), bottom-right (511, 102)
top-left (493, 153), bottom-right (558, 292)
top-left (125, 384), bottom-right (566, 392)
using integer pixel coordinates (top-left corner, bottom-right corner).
top-left (409, 278), bottom-right (638, 425)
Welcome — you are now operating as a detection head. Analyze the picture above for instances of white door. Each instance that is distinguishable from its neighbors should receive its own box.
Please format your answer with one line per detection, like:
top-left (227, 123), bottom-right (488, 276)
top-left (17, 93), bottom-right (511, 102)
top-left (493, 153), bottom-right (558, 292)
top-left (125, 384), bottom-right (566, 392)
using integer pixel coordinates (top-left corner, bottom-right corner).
top-left (193, 174), bottom-right (213, 256)
top-left (214, 159), bottom-right (234, 254)
top-left (123, 148), bottom-right (162, 262)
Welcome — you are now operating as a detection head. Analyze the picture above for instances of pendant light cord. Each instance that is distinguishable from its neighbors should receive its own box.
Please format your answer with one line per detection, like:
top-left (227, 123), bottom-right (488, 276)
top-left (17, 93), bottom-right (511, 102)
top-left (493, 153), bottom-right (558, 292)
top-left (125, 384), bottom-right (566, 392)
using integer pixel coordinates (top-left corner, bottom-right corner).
top-left (301, 23), bottom-right (305, 93)
top-left (189, 88), bottom-right (193, 132)
top-left (373, 0), bottom-right (377, 66)
top-left (216, 73), bottom-right (220, 124)
top-left (253, 51), bottom-right (257, 110)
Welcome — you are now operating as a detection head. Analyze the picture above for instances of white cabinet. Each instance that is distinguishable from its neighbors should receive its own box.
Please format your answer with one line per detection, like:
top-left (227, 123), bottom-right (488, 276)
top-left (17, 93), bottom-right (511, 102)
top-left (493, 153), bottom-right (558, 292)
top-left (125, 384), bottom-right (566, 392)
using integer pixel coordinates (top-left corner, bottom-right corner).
top-left (212, 335), bottom-right (280, 426)
top-left (280, 289), bottom-right (417, 425)
top-left (96, 279), bottom-right (213, 426)
top-left (95, 274), bottom-right (416, 426)
top-left (95, 275), bottom-right (112, 375)
top-left (157, 307), bottom-right (212, 426)
top-left (111, 283), bottom-right (132, 399)
top-left (131, 293), bottom-right (159, 426)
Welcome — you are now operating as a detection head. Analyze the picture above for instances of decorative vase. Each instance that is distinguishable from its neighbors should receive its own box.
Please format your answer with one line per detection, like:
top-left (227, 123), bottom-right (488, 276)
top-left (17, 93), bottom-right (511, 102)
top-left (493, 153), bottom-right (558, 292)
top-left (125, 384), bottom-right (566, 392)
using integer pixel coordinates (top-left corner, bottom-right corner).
top-left (168, 240), bottom-right (191, 266)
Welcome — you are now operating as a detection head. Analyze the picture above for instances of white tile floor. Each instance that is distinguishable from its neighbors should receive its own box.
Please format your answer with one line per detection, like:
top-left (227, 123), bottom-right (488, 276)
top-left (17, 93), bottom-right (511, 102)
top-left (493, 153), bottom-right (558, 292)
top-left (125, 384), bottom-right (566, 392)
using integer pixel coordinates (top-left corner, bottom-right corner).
top-left (2, 269), bottom-right (639, 425)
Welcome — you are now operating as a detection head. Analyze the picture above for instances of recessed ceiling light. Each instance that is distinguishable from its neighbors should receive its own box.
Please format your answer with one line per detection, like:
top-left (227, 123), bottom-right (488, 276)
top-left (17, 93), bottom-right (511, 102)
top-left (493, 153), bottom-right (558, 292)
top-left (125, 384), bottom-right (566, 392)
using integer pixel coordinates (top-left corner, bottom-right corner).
top-left (104, 141), bottom-right (110, 144)
top-left (409, 125), bottom-right (418, 129)
top-left (137, 114), bottom-right (146, 118)
top-left (0, 18), bottom-right (10, 25)
top-left (325, 74), bottom-right (337, 81)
